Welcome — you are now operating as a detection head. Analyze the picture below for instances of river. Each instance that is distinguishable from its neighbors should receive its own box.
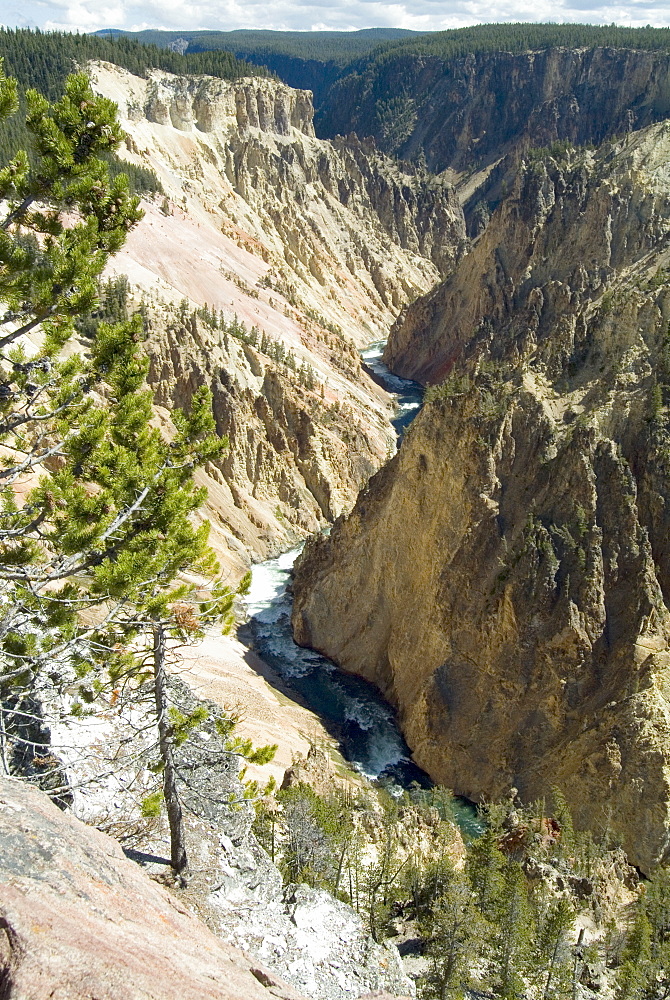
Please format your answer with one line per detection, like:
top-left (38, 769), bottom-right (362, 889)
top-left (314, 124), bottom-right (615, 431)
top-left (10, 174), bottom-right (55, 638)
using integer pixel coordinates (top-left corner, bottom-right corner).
top-left (360, 340), bottom-right (423, 441)
top-left (244, 344), bottom-right (481, 837)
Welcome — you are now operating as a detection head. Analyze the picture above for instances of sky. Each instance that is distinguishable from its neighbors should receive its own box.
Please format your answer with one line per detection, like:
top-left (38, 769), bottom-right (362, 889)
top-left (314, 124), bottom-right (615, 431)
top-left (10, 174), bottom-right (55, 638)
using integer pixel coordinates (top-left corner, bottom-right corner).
top-left (1, 0), bottom-right (668, 35)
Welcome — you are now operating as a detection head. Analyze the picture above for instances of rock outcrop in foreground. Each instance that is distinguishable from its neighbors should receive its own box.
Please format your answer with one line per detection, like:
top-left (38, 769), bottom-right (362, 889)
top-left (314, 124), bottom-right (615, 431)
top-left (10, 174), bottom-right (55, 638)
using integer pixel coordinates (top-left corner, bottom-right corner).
top-left (0, 775), bottom-right (304, 1000)
top-left (0, 768), bottom-right (414, 1000)
top-left (292, 122), bottom-right (670, 872)
top-left (35, 675), bottom-right (413, 1000)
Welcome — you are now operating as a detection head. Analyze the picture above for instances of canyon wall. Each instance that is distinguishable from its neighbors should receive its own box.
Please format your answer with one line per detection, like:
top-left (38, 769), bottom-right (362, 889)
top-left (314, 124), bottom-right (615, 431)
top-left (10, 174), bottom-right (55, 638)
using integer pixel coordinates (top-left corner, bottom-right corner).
top-left (144, 306), bottom-right (392, 572)
top-left (319, 46), bottom-right (670, 175)
top-left (292, 121), bottom-right (670, 871)
top-left (93, 62), bottom-right (465, 334)
top-left (89, 62), bottom-right (465, 573)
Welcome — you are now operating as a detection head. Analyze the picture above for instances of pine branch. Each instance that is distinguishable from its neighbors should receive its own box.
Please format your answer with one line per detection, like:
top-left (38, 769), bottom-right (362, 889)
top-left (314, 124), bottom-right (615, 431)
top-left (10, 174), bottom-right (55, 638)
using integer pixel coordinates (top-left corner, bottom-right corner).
top-left (0, 434), bottom-right (69, 486)
top-left (0, 386), bottom-right (82, 436)
top-left (0, 193), bottom-right (39, 231)
top-left (0, 309), bottom-right (56, 350)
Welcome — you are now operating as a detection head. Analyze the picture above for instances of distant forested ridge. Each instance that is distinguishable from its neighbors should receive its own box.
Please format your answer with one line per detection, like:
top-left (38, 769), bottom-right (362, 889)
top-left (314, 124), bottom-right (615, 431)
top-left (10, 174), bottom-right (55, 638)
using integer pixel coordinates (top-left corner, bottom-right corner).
top-left (0, 28), bottom-right (266, 191)
top-left (93, 27), bottom-right (422, 102)
top-left (340, 21), bottom-right (670, 64)
top-left (93, 27), bottom-right (420, 66)
top-left (0, 27), bottom-right (267, 97)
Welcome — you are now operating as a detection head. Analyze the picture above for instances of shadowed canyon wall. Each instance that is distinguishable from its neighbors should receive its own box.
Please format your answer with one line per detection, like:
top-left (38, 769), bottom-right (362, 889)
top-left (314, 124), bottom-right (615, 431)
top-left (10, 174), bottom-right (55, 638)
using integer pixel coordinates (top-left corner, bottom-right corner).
top-left (319, 46), bottom-right (670, 175)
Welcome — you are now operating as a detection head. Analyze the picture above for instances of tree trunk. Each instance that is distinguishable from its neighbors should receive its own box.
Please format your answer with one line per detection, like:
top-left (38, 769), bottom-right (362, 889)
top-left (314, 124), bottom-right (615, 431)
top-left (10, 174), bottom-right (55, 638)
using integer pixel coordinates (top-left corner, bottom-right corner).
top-left (153, 621), bottom-right (188, 874)
top-left (334, 840), bottom-right (347, 893)
top-left (0, 704), bottom-right (9, 776)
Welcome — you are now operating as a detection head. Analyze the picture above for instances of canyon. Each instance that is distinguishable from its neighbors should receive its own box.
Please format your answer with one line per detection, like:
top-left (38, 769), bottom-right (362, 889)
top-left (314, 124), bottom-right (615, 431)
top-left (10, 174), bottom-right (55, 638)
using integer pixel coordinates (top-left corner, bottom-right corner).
top-left (96, 43), bottom-right (670, 874)
top-left (89, 61), bottom-right (465, 578)
top-left (292, 116), bottom-right (670, 873)
top-left (7, 28), bottom-right (670, 998)
top-left (49, 36), bottom-right (670, 883)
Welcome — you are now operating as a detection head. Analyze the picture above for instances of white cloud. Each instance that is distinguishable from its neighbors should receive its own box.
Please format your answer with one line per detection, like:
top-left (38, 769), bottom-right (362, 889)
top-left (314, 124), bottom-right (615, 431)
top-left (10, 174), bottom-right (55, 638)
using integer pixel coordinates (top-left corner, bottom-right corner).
top-left (1, 0), bottom-right (668, 35)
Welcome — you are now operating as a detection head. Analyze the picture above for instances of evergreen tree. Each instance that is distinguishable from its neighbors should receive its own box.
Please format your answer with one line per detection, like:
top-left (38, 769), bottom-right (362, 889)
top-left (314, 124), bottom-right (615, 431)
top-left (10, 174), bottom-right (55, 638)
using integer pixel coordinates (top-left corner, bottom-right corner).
top-left (491, 860), bottom-right (533, 1000)
top-left (621, 869), bottom-right (670, 1000)
top-left (275, 781), bottom-right (356, 894)
top-left (466, 826), bottom-right (505, 918)
top-left (551, 786), bottom-right (576, 863)
top-left (530, 895), bottom-right (575, 1000)
top-left (420, 861), bottom-right (484, 1000)
top-left (363, 796), bottom-right (405, 942)
top-left (0, 68), bottom-right (142, 351)
top-left (0, 62), bottom-right (264, 874)
top-left (615, 912), bottom-right (653, 1000)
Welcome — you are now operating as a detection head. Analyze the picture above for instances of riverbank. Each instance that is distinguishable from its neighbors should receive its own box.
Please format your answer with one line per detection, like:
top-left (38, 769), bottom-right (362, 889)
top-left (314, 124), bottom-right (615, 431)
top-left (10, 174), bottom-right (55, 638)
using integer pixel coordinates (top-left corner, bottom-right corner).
top-left (177, 629), bottom-right (351, 790)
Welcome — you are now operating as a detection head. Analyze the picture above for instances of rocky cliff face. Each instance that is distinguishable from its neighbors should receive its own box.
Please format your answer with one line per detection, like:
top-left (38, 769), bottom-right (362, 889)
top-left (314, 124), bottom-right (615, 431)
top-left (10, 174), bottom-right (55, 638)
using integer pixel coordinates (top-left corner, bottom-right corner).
top-left (292, 122), bottom-right (670, 872)
top-left (142, 72), bottom-right (316, 135)
top-left (0, 770), bottom-right (413, 1000)
top-left (384, 121), bottom-right (670, 385)
top-left (89, 62), bottom-right (465, 572)
top-left (92, 62), bottom-right (464, 332)
top-left (144, 304), bottom-right (393, 571)
top-left (319, 46), bottom-right (670, 176)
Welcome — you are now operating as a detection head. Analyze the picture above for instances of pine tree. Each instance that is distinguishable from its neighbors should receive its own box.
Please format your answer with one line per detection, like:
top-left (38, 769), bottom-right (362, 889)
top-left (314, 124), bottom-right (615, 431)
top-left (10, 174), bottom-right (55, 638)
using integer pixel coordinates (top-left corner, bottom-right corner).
top-left (0, 68), bottom-right (142, 351)
top-left (364, 796), bottom-right (405, 942)
top-left (466, 827), bottom-right (505, 918)
top-left (421, 862), bottom-right (485, 1000)
top-left (530, 896), bottom-right (575, 1000)
top-left (551, 786), bottom-right (575, 863)
top-left (615, 912), bottom-right (653, 1000)
top-left (623, 869), bottom-right (670, 1000)
top-left (0, 62), bottom-right (264, 874)
top-left (491, 860), bottom-right (533, 1000)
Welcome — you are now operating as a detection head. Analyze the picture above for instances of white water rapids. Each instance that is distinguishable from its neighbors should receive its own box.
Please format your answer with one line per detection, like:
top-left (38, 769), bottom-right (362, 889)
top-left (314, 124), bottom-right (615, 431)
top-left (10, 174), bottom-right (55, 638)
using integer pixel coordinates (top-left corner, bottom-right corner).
top-left (246, 545), bottom-right (416, 783)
